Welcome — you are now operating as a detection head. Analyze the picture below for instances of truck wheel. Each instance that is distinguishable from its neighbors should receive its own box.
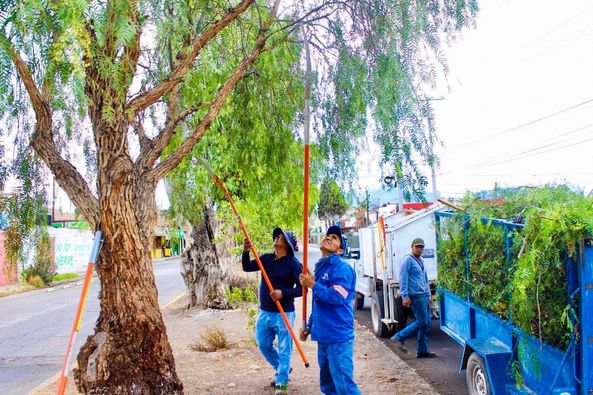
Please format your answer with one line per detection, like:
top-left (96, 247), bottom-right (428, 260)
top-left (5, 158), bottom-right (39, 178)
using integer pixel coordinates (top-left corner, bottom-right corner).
top-left (394, 296), bottom-right (408, 332)
top-left (466, 353), bottom-right (491, 395)
top-left (355, 292), bottom-right (365, 310)
top-left (371, 291), bottom-right (390, 337)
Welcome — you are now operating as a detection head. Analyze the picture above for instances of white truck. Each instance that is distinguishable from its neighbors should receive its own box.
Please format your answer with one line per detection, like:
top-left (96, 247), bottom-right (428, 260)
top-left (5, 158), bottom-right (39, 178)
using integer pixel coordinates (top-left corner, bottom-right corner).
top-left (347, 204), bottom-right (440, 338)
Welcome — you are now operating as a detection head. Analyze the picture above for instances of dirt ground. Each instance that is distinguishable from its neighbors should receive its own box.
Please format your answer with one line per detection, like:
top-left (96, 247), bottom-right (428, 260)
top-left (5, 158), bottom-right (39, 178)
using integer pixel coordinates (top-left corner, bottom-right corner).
top-left (32, 294), bottom-right (438, 394)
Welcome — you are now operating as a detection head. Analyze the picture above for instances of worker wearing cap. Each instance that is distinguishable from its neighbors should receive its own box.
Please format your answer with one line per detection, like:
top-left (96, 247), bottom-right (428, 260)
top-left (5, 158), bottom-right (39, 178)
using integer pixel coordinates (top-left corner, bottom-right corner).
top-left (243, 228), bottom-right (302, 395)
top-left (390, 237), bottom-right (436, 358)
top-left (299, 225), bottom-right (361, 395)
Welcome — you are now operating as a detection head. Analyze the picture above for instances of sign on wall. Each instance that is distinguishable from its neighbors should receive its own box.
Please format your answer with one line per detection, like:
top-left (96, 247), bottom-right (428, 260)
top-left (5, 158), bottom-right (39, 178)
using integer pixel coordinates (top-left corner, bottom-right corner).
top-left (49, 228), bottom-right (94, 274)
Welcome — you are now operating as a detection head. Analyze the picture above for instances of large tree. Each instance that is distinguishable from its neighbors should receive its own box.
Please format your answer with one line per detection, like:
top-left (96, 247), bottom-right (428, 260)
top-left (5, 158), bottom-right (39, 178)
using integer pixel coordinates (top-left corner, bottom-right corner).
top-left (0, 0), bottom-right (477, 392)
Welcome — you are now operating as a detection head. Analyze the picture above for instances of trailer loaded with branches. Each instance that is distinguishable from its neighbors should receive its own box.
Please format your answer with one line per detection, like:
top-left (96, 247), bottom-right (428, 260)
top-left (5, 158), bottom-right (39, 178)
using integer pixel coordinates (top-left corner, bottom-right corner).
top-left (436, 187), bottom-right (593, 395)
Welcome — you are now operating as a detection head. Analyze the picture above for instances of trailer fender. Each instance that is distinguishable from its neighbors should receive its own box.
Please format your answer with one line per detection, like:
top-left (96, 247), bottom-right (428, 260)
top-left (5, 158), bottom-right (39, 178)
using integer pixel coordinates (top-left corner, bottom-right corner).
top-left (461, 340), bottom-right (512, 395)
top-left (459, 344), bottom-right (474, 372)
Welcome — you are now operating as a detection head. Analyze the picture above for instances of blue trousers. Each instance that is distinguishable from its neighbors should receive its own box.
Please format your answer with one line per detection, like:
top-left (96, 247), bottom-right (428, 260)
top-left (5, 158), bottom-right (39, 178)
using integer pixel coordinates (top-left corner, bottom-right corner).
top-left (256, 310), bottom-right (295, 386)
top-left (392, 294), bottom-right (431, 353)
top-left (318, 340), bottom-right (361, 395)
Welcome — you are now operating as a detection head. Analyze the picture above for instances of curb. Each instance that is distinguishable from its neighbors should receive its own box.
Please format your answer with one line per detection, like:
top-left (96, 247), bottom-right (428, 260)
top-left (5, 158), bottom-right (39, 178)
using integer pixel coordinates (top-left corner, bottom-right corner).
top-left (1, 256), bottom-right (182, 299)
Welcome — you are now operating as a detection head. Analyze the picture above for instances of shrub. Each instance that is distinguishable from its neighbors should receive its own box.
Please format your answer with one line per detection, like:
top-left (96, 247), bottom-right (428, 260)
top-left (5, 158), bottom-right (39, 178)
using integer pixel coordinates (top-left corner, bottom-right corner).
top-left (225, 277), bottom-right (258, 333)
top-left (192, 326), bottom-right (229, 352)
top-left (26, 274), bottom-right (45, 288)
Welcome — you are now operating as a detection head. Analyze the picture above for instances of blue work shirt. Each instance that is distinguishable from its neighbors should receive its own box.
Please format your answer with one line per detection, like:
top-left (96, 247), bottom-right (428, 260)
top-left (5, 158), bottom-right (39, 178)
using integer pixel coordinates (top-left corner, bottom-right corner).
top-left (399, 253), bottom-right (430, 300)
top-left (242, 252), bottom-right (303, 313)
top-left (307, 254), bottom-right (356, 343)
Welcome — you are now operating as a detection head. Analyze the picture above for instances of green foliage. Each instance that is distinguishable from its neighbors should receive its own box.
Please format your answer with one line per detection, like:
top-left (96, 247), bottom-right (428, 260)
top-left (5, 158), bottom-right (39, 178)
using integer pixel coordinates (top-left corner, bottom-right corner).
top-left (164, 4), bottom-right (317, 251)
top-left (317, 178), bottom-right (348, 221)
top-left (225, 282), bottom-right (258, 333)
top-left (0, 151), bottom-right (48, 272)
top-left (437, 213), bottom-right (467, 298)
top-left (438, 186), bottom-right (593, 349)
top-left (52, 272), bottom-right (78, 281)
top-left (21, 228), bottom-right (56, 286)
top-left (316, 0), bottom-right (478, 190)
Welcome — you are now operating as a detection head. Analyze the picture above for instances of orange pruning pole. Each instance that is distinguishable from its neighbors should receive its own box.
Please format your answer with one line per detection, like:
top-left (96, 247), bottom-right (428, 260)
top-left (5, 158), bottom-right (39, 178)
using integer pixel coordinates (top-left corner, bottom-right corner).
top-left (198, 159), bottom-right (310, 368)
top-left (301, 25), bottom-right (312, 329)
top-left (57, 231), bottom-right (102, 395)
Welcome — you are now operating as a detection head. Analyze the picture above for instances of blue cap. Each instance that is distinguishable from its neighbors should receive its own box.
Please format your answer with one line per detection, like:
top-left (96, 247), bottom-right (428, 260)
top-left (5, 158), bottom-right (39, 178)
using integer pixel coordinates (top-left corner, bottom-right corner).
top-left (273, 227), bottom-right (297, 255)
top-left (326, 225), bottom-right (348, 257)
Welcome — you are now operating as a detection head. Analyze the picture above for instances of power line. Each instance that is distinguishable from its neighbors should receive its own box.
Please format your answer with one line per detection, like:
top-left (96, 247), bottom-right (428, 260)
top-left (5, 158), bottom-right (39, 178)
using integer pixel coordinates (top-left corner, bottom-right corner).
top-left (471, 123), bottom-right (593, 168)
top-left (438, 172), bottom-right (593, 177)
top-left (526, 4), bottom-right (593, 46)
top-left (533, 23), bottom-right (593, 57)
top-left (472, 135), bottom-right (593, 170)
top-left (449, 98), bottom-right (593, 152)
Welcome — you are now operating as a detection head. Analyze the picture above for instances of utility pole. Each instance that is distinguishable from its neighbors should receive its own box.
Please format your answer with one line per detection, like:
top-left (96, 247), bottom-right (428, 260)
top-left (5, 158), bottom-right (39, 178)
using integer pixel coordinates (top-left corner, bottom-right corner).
top-left (51, 177), bottom-right (56, 225)
top-left (397, 177), bottom-right (404, 212)
top-left (365, 189), bottom-right (370, 224)
top-left (431, 164), bottom-right (439, 202)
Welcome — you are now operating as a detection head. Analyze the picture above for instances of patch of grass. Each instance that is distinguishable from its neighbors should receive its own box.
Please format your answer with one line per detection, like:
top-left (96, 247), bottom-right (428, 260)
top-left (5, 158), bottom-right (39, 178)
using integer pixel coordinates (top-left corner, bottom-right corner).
top-left (52, 273), bottom-right (79, 282)
top-left (26, 274), bottom-right (45, 288)
top-left (192, 326), bottom-right (230, 352)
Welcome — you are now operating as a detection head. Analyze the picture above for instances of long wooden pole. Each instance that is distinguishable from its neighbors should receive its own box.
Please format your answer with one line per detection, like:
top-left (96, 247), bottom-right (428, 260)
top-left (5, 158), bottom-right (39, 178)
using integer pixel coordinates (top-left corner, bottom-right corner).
top-left (57, 231), bottom-right (102, 394)
top-left (198, 159), bottom-right (310, 368)
top-left (301, 25), bottom-right (312, 330)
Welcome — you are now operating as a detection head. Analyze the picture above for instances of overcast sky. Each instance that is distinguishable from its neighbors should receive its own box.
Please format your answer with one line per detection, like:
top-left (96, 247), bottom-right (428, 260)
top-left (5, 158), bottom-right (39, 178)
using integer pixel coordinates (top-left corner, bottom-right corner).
top-left (357, 0), bottom-right (593, 198)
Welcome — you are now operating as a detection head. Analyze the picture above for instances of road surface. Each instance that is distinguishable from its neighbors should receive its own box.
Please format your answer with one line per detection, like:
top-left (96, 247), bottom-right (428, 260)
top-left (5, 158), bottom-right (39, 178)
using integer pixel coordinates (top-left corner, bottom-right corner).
top-left (355, 296), bottom-right (468, 395)
top-left (0, 257), bottom-right (185, 395)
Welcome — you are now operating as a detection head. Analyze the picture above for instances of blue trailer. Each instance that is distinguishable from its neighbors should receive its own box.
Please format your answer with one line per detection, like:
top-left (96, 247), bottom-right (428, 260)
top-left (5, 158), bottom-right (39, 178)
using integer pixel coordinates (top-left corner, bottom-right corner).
top-left (435, 211), bottom-right (593, 395)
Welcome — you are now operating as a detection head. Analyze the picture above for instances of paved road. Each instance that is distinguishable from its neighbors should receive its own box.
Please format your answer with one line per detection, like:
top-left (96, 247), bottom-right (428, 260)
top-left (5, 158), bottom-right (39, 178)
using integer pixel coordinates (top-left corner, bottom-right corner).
top-left (355, 299), bottom-right (468, 395)
top-left (0, 257), bottom-right (185, 395)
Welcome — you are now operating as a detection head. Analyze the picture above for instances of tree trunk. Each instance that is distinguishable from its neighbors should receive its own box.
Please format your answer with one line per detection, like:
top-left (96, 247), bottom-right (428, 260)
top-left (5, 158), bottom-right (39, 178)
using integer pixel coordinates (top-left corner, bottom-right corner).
top-left (181, 203), bottom-right (229, 309)
top-left (73, 179), bottom-right (183, 394)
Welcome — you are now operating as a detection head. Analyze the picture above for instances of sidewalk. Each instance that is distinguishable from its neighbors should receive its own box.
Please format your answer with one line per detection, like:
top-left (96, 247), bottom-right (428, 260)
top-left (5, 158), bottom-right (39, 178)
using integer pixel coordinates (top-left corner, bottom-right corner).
top-left (31, 293), bottom-right (438, 394)
top-left (0, 255), bottom-right (181, 299)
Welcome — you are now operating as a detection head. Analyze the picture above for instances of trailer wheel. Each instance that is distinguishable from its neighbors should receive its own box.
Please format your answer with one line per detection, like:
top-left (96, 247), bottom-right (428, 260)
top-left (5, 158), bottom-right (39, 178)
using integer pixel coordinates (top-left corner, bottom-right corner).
top-left (371, 291), bottom-right (390, 337)
top-left (355, 292), bottom-right (365, 310)
top-left (466, 353), bottom-right (491, 395)
top-left (394, 296), bottom-right (408, 332)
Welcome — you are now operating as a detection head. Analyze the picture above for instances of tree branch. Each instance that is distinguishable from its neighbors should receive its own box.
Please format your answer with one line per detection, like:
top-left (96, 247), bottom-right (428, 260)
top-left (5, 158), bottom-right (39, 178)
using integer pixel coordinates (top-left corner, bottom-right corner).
top-left (148, 0), bottom-right (282, 181)
top-left (1, 31), bottom-right (100, 227)
top-left (126, 0), bottom-right (255, 115)
top-left (138, 100), bottom-right (211, 171)
top-left (0, 31), bottom-right (45, 114)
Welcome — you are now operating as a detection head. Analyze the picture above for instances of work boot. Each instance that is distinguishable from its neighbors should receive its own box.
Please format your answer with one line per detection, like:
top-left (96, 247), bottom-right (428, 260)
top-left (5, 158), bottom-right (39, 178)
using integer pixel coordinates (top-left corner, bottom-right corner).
top-left (270, 368), bottom-right (293, 387)
top-left (416, 352), bottom-right (437, 358)
top-left (274, 385), bottom-right (288, 395)
top-left (390, 335), bottom-right (407, 353)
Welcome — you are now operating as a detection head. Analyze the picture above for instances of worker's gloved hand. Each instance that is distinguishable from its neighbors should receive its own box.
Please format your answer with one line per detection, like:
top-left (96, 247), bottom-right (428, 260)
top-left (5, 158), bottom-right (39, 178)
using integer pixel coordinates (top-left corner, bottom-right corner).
top-left (243, 238), bottom-right (252, 253)
top-left (270, 289), bottom-right (283, 301)
top-left (300, 327), bottom-right (311, 341)
top-left (402, 298), bottom-right (411, 307)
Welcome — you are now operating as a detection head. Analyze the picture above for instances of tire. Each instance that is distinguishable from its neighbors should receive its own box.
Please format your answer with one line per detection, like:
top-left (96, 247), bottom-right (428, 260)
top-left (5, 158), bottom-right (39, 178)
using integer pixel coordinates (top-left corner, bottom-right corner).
top-left (355, 292), bottom-right (365, 310)
top-left (466, 353), bottom-right (492, 395)
top-left (394, 295), bottom-right (408, 332)
top-left (371, 291), bottom-right (390, 337)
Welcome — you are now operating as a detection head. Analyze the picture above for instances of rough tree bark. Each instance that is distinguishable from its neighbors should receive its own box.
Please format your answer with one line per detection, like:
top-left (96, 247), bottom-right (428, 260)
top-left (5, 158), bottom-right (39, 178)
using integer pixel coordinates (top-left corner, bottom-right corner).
top-left (181, 204), bottom-right (229, 309)
top-left (74, 177), bottom-right (183, 394)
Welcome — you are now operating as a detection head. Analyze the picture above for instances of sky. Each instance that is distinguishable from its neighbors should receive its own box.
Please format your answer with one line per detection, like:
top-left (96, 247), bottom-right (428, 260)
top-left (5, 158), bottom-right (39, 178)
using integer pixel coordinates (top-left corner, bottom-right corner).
top-left (357, 0), bottom-right (593, 198)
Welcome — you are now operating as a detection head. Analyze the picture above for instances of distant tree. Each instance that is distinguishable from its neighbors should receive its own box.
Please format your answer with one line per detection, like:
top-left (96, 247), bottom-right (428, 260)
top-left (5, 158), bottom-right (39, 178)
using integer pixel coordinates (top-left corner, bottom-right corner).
top-left (317, 178), bottom-right (348, 224)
